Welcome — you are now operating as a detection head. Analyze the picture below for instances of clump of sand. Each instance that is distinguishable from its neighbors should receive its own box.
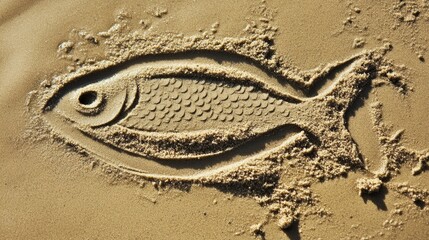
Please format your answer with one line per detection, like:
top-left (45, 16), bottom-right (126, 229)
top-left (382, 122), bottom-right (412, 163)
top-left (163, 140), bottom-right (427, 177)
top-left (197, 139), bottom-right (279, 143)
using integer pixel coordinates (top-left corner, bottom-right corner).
top-left (356, 177), bottom-right (383, 196)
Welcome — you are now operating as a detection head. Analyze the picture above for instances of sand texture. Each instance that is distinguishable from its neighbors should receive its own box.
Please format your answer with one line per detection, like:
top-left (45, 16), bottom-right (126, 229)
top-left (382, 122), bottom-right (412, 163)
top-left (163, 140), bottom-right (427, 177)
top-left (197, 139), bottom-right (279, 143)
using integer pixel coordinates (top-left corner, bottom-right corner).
top-left (1, 0), bottom-right (429, 239)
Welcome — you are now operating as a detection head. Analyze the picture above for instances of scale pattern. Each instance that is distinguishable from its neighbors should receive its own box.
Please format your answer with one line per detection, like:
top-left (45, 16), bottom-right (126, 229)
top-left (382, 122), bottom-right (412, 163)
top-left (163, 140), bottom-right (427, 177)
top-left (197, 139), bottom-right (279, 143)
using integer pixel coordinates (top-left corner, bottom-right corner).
top-left (119, 78), bottom-right (291, 132)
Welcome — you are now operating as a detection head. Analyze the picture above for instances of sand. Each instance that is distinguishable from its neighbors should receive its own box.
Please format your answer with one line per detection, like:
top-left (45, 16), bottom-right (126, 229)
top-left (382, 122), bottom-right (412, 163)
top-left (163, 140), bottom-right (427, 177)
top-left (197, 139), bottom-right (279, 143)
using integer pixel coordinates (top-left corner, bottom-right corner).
top-left (1, 0), bottom-right (429, 239)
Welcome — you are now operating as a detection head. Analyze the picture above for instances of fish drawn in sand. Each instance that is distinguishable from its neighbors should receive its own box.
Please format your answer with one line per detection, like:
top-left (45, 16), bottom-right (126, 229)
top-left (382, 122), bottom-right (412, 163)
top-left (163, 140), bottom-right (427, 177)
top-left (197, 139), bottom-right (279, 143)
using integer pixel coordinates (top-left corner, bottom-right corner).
top-left (39, 36), bottom-right (399, 179)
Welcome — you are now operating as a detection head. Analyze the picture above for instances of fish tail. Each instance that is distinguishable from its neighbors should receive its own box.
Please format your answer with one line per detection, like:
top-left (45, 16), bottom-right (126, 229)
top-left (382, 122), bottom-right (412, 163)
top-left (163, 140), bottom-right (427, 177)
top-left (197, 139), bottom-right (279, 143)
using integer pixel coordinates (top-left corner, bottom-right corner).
top-left (298, 47), bottom-right (394, 168)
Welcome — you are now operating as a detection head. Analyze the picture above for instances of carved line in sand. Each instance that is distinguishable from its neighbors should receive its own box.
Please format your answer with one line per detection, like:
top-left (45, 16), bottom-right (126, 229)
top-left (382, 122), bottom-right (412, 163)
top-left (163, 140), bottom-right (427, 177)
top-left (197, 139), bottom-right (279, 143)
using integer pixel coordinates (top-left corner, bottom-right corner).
top-left (36, 34), bottom-right (403, 180)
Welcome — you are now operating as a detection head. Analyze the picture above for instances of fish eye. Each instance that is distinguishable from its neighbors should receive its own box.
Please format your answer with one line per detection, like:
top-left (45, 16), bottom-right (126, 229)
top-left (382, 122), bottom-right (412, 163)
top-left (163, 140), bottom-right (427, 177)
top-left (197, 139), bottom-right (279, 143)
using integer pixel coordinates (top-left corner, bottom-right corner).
top-left (78, 90), bottom-right (98, 106)
top-left (74, 89), bottom-right (104, 115)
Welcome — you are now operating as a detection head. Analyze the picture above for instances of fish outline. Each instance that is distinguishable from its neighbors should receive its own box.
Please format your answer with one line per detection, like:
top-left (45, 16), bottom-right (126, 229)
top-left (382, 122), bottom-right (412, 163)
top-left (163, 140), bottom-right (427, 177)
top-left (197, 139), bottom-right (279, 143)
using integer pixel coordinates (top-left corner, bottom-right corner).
top-left (36, 35), bottom-right (397, 179)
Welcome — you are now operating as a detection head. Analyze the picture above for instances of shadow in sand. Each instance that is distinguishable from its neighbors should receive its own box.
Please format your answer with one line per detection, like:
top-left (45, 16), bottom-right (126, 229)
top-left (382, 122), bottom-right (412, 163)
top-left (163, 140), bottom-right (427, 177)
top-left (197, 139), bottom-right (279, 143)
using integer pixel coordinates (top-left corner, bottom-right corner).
top-left (283, 221), bottom-right (301, 240)
top-left (414, 199), bottom-right (426, 209)
top-left (361, 185), bottom-right (388, 211)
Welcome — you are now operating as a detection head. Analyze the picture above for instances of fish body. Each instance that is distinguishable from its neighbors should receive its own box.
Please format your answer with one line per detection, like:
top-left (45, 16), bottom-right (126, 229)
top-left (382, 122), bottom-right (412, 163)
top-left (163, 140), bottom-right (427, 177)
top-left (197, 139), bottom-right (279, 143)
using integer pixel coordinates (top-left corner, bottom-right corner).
top-left (62, 64), bottom-right (303, 159)
top-left (43, 44), bottom-right (392, 174)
